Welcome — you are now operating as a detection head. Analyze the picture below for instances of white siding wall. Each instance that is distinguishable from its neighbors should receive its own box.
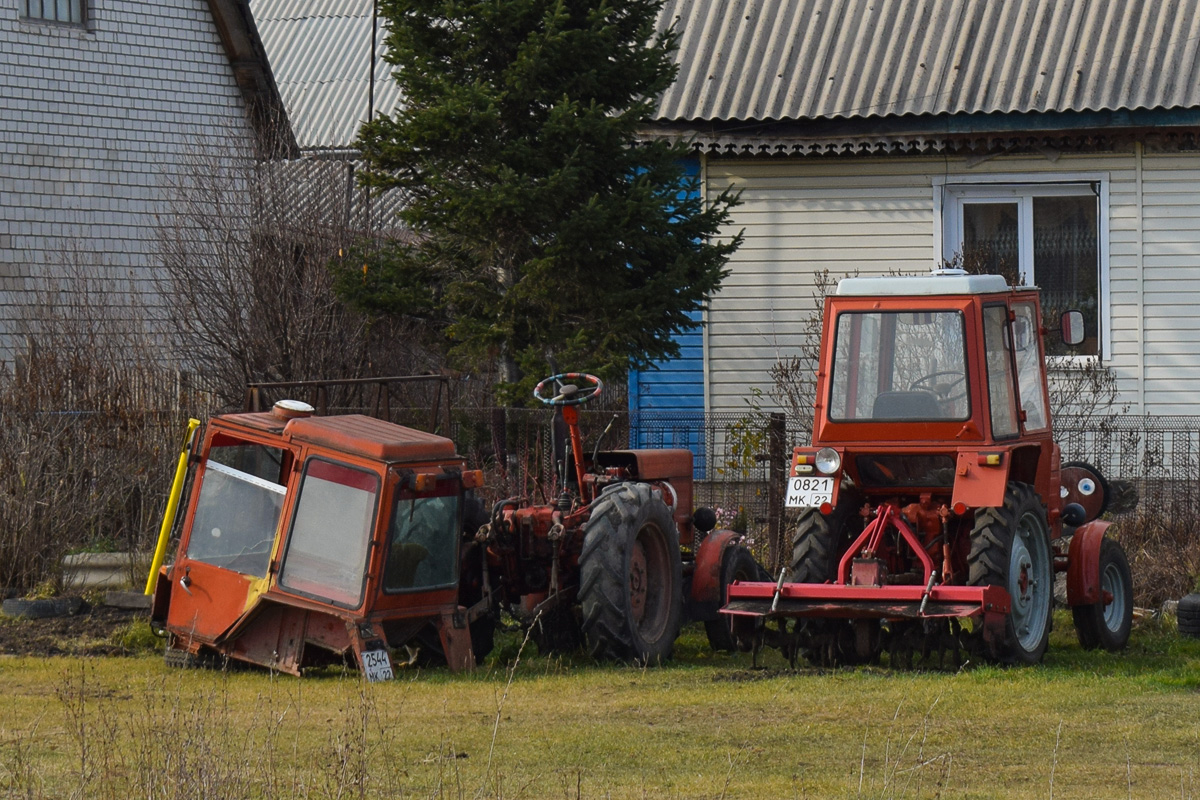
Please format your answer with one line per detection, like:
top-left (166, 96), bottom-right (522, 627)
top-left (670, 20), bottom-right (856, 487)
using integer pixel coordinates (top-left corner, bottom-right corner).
top-left (1141, 154), bottom-right (1200, 415)
top-left (704, 149), bottom-right (1200, 417)
top-left (0, 0), bottom-right (256, 363)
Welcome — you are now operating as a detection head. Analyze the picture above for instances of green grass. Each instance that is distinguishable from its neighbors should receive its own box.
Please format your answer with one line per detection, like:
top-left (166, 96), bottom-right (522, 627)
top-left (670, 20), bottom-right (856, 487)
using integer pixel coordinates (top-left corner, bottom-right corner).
top-left (2, 615), bottom-right (1200, 799)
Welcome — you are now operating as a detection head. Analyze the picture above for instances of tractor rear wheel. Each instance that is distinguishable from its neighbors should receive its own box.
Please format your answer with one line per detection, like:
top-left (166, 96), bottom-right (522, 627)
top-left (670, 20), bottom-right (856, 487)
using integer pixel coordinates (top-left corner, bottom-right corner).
top-left (579, 483), bottom-right (683, 664)
top-left (704, 544), bottom-right (759, 653)
top-left (969, 483), bottom-right (1053, 665)
top-left (1071, 537), bottom-right (1133, 651)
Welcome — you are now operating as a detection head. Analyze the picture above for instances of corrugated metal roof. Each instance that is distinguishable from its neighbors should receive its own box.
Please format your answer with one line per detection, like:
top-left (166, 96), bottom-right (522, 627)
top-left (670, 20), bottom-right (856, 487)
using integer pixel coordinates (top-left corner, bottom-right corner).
top-left (251, 0), bottom-right (401, 150)
top-left (253, 0), bottom-right (1200, 150)
top-left (656, 0), bottom-right (1200, 122)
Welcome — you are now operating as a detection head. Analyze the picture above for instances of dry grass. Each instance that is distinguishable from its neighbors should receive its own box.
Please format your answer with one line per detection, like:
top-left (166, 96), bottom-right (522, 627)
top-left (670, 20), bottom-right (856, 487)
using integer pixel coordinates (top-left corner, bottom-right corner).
top-left (2, 618), bottom-right (1200, 799)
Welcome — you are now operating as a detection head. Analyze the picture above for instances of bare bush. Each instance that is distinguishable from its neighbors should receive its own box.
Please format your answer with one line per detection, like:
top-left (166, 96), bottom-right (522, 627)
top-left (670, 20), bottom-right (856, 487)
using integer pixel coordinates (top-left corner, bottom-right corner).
top-left (0, 257), bottom-right (186, 594)
top-left (1111, 500), bottom-right (1200, 608)
top-left (767, 269), bottom-right (851, 436)
top-left (155, 117), bottom-right (442, 410)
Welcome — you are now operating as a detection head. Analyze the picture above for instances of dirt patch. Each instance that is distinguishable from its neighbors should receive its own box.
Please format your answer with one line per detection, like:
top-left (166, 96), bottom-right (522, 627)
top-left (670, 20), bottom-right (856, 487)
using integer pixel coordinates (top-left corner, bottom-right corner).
top-left (0, 602), bottom-right (152, 657)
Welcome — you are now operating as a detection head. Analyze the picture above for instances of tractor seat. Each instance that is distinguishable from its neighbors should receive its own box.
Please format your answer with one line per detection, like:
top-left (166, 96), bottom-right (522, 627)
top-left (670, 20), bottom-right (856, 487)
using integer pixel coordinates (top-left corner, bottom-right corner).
top-left (872, 390), bottom-right (942, 420)
top-left (384, 542), bottom-right (430, 589)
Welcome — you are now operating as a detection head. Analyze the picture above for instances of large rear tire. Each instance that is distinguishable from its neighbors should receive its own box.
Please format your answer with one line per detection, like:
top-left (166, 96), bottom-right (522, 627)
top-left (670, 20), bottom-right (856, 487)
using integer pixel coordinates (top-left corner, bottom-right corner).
top-left (579, 484), bottom-right (683, 664)
top-left (1071, 537), bottom-right (1133, 651)
top-left (969, 483), bottom-right (1053, 665)
top-left (704, 545), bottom-right (759, 653)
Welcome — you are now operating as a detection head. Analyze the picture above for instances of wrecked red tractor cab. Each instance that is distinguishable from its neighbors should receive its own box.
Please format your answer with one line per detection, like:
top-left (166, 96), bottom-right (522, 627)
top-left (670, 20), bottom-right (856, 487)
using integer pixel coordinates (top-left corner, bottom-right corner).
top-left (151, 400), bottom-right (485, 679)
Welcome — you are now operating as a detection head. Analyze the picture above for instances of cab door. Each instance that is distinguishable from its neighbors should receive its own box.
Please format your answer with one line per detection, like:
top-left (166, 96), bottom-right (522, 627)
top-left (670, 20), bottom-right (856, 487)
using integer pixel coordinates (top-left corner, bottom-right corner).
top-left (166, 438), bottom-right (292, 642)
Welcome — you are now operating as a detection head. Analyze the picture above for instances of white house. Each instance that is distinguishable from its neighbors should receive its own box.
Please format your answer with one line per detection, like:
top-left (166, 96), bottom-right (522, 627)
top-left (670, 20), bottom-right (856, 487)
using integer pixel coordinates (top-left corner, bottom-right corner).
top-left (0, 0), bottom-right (290, 363)
top-left (632, 0), bottom-right (1200, 422)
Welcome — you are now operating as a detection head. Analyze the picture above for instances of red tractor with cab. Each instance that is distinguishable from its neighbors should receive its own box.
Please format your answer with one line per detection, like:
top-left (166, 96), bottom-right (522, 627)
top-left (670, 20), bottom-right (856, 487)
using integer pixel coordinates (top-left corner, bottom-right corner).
top-left (722, 270), bottom-right (1133, 666)
top-left (150, 374), bottom-right (761, 678)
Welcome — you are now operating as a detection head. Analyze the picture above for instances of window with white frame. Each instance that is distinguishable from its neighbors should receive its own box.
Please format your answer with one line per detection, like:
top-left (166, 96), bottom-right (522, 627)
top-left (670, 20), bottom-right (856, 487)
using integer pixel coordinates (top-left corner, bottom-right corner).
top-left (23, 0), bottom-right (85, 25)
top-left (939, 178), bottom-right (1106, 358)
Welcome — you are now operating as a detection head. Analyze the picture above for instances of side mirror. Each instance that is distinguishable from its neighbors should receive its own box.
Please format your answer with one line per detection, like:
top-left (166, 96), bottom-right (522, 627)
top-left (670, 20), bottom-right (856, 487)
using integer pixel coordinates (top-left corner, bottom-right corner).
top-left (1061, 310), bottom-right (1085, 347)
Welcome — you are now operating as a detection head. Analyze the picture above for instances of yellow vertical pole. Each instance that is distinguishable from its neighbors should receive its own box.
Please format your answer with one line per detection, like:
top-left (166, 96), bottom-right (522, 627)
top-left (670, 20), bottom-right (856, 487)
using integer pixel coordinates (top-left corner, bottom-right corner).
top-left (144, 418), bottom-right (201, 595)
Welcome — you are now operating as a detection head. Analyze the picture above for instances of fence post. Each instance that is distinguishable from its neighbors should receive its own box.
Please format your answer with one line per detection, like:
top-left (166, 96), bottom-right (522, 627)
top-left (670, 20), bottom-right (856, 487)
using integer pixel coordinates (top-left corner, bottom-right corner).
top-left (492, 407), bottom-right (509, 494)
top-left (767, 412), bottom-right (786, 573)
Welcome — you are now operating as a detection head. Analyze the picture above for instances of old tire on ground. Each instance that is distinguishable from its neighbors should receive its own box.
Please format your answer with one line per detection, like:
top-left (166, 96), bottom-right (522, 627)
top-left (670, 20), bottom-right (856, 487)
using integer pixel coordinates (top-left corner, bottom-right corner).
top-left (969, 483), bottom-right (1054, 665)
top-left (164, 645), bottom-right (198, 668)
top-left (1178, 593), bottom-right (1200, 638)
top-left (704, 545), bottom-right (760, 653)
top-left (1, 596), bottom-right (84, 620)
top-left (1071, 537), bottom-right (1133, 651)
top-left (164, 644), bottom-right (237, 670)
top-left (579, 483), bottom-right (683, 664)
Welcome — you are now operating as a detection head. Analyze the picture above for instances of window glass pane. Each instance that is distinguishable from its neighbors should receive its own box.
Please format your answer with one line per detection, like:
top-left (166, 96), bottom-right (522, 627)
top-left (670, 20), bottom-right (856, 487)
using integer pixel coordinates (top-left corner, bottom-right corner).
top-left (279, 460), bottom-right (378, 607)
top-left (186, 460), bottom-right (286, 577)
top-left (830, 311), bottom-right (968, 421)
top-left (1033, 196), bottom-right (1098, 356)
top-left (384, 494), bottom-right (460, 591)
top-left (207, 442), bottom-right (286, 485)
top-left (983, 305), bottom-right (1020, 438)
top-left (1012, 301), bottom-right (1048, 430)
top-left (23, 0), bottom-right (84, 22)
top-left (963, 202), bottom-right (1021, 285)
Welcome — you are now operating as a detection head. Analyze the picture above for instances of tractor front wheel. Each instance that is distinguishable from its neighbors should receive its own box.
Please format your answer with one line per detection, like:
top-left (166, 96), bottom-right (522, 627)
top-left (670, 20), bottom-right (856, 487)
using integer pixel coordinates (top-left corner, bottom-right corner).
top-left (969, 483), bottom-right (1054, 665)
top-left (704, 544), bottom-right (760, 653)
top-left (579, 483), bottom-right (683, 664)
top-left (1072, 537), bottom-right (1133, 651)
top-left (790, 493), bottom-right (865, 666)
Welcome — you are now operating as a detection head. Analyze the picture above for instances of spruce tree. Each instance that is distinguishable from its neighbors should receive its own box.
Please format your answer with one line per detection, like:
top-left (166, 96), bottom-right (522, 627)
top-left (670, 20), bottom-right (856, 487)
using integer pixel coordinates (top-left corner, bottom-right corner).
top-left (349, 0), bottom-right (740, 402)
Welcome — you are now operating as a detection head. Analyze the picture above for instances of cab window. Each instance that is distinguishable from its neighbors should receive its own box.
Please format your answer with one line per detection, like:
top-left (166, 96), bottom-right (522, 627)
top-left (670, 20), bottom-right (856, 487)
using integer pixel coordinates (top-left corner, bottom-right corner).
top-left (185, 442), bottom-right (287, 577)
top-left (279, 459), bottom-right (379, 607)
top-left (829, 310), bottom-right (969, 421)
top-left (1011, 301), bottom-right (1049, 431)
top-left (983, 304), bottom-right (1020, 438)
top-left (383, 491), bottom-right (460, 592)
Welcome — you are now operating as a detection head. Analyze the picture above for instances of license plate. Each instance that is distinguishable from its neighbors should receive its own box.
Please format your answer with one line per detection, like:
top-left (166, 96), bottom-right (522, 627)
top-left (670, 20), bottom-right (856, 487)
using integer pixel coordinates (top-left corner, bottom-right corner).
top-left (785, 476), bottom-right (834, 508)
top-left (361, 648), bottom-right (394, 682)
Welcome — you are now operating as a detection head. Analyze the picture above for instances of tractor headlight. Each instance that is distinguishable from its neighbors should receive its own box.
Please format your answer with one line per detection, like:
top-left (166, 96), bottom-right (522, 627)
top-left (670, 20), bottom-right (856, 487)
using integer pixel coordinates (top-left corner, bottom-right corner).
top-left (815, 447), bottom-right (841, 474)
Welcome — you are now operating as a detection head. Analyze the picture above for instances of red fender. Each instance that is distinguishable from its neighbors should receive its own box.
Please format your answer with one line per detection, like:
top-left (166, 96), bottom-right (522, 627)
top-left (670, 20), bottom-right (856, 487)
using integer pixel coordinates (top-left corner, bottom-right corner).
top-left (1067, 519), bottom-right (1111, 606)
top-left (691, 530), bottom-right (742, 604)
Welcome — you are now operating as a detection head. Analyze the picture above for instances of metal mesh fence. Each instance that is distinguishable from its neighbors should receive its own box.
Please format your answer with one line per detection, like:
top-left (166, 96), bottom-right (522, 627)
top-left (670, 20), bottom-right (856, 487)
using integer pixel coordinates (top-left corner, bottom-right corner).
top-left (1056, 415), bottom-right (1200, 514)
top-left (237, 387), bottom-right (1200, 570)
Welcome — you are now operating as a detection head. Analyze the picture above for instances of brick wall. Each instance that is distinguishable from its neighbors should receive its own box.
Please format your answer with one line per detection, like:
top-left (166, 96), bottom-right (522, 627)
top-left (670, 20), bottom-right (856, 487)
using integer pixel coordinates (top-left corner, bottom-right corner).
top-left (0, 0), bottom-right (256, 365)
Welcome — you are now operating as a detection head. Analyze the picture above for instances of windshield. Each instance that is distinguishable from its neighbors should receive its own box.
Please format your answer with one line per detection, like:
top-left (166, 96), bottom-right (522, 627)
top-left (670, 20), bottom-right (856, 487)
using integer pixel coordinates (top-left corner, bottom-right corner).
top-left (829, 310), bottom-right (969, 422)
top-left (383, 493), bottom-right (460, 592)
top-left (186, 451), bottom-right (287, 577)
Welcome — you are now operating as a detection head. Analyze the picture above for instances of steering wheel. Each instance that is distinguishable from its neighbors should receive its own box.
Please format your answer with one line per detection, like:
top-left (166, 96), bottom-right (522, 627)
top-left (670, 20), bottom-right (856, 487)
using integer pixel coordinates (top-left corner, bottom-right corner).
top-left (533, 373), bottom-right (604, 406)
top-left (910, 370), bottom-right (968, 403)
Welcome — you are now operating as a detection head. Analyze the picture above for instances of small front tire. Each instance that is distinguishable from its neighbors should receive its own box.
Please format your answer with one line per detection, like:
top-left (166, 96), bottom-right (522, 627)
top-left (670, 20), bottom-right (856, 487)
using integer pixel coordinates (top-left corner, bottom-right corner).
top-left (704, 545), bottom-right (760, 653)
top-left (1072, 537), bottom-right (1133, 651)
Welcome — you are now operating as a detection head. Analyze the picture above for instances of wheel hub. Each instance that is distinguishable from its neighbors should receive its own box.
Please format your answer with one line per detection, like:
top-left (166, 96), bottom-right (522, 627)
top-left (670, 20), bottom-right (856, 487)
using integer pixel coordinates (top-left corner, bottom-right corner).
top-left (629, 541), bottom-right (648, 623)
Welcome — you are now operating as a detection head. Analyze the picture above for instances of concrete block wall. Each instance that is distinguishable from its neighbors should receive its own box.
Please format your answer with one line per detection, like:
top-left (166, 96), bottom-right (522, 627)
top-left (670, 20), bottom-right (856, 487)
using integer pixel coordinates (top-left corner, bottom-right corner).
top-left (0, 0), bottom-right (256, 364)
